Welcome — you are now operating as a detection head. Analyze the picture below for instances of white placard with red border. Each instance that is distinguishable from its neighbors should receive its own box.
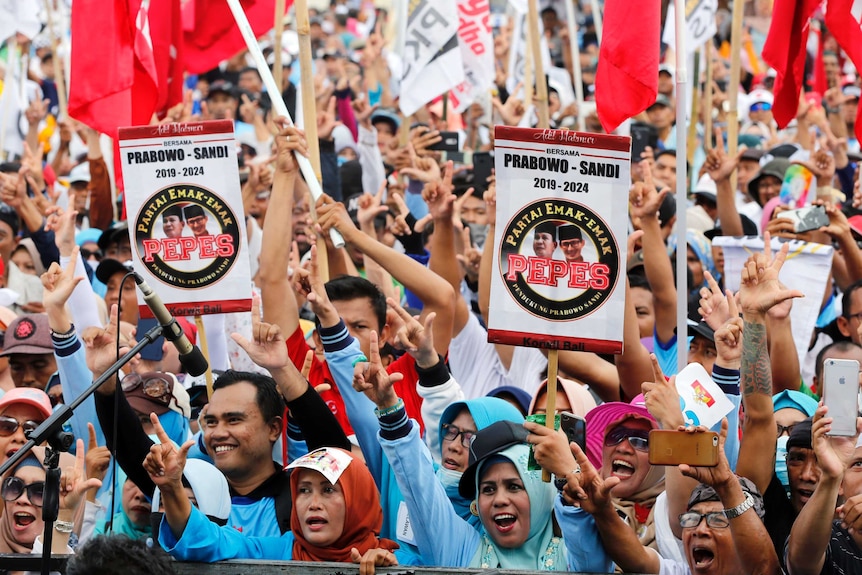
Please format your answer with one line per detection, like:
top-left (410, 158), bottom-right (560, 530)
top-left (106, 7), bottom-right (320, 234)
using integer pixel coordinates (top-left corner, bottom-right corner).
top-left (118, 120), bottom-right (252, 318)
top-left (489, 126), bottom-right (630, 354)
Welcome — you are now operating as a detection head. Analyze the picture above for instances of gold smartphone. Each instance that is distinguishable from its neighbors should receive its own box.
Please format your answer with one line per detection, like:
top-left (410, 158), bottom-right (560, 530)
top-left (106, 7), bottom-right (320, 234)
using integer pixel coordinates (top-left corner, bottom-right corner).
top-left (648, 430), bottom-right (719, 467)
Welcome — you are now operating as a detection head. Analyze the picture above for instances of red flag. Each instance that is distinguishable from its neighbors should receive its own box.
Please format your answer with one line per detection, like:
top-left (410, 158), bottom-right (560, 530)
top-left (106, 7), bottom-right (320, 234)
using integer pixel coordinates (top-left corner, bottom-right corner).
top-left (182, 0), bottom-right (292, 74)
top-left (595, 0), bottom-right (660, 134)
top-left (826, 0), bottom-right (862, 143)
top-left (812, 21), bottom-right (827, 95)
top-left (149, 0), bottom-right (185, 114)
top-left (762, 0), bottom-right (821, 129)
top-left (69, 0), bottom-right (159, 137)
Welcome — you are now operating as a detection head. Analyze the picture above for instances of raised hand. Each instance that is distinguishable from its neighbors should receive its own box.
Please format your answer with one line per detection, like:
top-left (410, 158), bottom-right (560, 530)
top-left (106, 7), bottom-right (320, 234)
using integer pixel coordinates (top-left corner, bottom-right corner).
top-left (273, 118), bottom-right (308, 175)
top-left (737, 232), bottom-right (804, 318)
top-left (714, 293), bottom-right (744, 369)
top-left (85, 423), bottom-right (111, 484)
top-left (85, 305), bottom-right (134, 392)
top-left (400, 144), bottom-right (442, 183)
top-left (231, 292), bottom-right (289, 372)
top-left (292, 245), bottom-right (339, 326)
top-left (628, 161), bottom-right (669, 221)
top-left (316, 194), bottom-right (359, 240)
top-left (410, 127), bottom-right (443, 158)
top-left (641, 353), bottom-right (684, 429)
top-left (45, 199), bottom-right (79, 257)
top-left (59, 438), bottom-right (103, 512)
top-left (143, 413), bottom-right (195, 490)
top-left (703, 133), bottom-right (738, 183)
top-left (678, 419), bottom-right (733, 488)
top-left (352, 95), bottom-right (379, 129)
top-left (564, 442), bottom-right (619, 515)
top-left (810, 403), bottom-right (862, 481)
top-left (317, 96), bottom-right (340, 141)
top-left (357, 182), bottom-right (390, 231)
top-left (421, 161), bottom-right (456, 221)
top-left (698, 270), bottom-right (732, 331)
top-left (41, 248), bottom-right (83, 312)
top-left (352, 330), bottom-right (402, 409)
top-left (388, 298), bottom-right (437, 367)
top-left (524, 420), bottom-right (578, 477)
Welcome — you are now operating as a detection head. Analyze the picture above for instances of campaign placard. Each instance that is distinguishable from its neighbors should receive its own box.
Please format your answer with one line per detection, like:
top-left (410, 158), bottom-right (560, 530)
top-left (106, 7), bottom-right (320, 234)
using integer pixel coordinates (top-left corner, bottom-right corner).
top-left (489, 126), bottom-right (630, 354)
top-left (118, 121), bottom-right (252, 318)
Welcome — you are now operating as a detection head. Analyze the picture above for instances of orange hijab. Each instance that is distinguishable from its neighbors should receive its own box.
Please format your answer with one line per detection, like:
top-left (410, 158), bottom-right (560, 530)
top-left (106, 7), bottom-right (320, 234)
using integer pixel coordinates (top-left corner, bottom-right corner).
top-left (289, 448), bottom-right (399, 562)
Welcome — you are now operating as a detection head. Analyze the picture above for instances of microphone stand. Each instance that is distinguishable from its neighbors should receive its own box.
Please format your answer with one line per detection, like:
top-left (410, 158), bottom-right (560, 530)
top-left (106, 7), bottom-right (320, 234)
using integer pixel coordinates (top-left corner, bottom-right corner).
top-left (0, 324), bottom-right (164, 575)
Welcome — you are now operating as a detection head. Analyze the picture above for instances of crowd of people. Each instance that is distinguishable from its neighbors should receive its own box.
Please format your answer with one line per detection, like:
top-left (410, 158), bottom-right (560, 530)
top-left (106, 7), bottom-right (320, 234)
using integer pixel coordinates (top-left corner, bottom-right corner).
top-left (0, 0), bottom-right (862, 573)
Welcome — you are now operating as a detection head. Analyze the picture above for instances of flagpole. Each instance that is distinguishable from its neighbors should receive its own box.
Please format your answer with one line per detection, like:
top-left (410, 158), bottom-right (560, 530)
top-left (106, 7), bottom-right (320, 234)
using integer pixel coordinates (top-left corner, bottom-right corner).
top-left (44, 0), bottom-right (68, 119)
top-left (224, 0), bottom-right (345, 248)
top-left (726, 0), bottom-right (744, 193)
top-left (674, 0), bottom-right (688, 374)
top-left (590, 0), bottom-right (602, 42)
top-left (273, 0), bottom-right (286, 93)
top-left (527, 0), bottom-right (549, 129)
top-left (0, 40), bottom-right (16, 162)
top-left (563, 0), bottom-right (585, 130)
top-left (687, 49), bottom-right (701, 167)
top-left (705, 40), bottom-right (713, 150)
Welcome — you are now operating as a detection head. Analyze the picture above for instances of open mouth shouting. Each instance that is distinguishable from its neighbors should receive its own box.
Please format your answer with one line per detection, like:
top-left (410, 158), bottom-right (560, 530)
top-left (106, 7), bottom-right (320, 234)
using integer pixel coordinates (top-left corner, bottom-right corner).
top-left (492, 513), bottom-right (517, 534)
top-left (690, 545), bottom-right (716, 571)
top-left (611, 459), bottom-right (636, 479)
top-left (13, 511), bottom-right (37, 531)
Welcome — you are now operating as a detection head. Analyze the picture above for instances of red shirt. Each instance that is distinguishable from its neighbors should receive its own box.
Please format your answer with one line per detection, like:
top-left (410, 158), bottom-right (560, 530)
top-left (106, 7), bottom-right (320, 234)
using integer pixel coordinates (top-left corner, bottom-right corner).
top-left (286, 326), bottom-right (425, 436)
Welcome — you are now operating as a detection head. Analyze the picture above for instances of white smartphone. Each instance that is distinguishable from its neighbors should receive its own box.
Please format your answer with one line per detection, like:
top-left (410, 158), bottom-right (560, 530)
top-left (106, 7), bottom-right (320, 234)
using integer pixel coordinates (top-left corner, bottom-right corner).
top-left (822, 358), bottom-right (860, 437)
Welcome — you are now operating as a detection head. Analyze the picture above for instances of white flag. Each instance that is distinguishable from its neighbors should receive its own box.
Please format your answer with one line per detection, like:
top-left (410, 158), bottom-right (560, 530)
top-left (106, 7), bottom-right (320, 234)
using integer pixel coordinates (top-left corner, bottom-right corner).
top-left (399, 0), bottom-right (464, 116)
top-left (506, 6), bottom-right (552, 96)
top-left (447, 0), bottom-right (494, 113)
top-left (662, 0), bottom-right (718, 55)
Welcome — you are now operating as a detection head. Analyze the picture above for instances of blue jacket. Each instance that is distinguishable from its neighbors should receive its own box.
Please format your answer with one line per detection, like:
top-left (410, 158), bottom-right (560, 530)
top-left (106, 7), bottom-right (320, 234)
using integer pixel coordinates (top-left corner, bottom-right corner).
top-left (159, 503), bottom-right (421, 566)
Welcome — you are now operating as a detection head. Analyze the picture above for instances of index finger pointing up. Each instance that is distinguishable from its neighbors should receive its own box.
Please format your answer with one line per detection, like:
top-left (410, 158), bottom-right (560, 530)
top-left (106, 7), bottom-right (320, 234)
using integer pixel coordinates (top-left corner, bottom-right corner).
top-left (150, 412), bottom-right (172, 446)
top-left (649, 353), bottom-right (666, 384)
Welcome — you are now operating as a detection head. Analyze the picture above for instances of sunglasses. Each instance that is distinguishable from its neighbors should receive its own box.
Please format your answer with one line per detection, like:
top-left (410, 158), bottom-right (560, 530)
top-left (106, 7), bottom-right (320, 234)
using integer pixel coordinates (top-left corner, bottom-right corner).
top-left (80, 248), bottom-right (103, 261)
top-left (121, 373), bottom-right (174, 406)
top-left (604, 426), bottom-right (650, 452)
top-left (442, 423), bottom-right (477, 448)
top-left (0, 415), bottom-right (40, 437)
top-left (1, 477), bottom-right (45, 507)
top-left (750, 102), bottom-right (772, 112)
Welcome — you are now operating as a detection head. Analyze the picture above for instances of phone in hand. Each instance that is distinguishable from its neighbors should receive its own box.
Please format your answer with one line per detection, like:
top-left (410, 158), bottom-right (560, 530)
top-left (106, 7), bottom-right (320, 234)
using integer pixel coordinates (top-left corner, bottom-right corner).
top-left (560, 412), bottom-right (586, 453)
top-left (473, 151), bottom-right (494, 192)
top-left (630, 122), bottom-right (658, 163)
top-left (648, 430), bottom-right (719, 467)
top-left (136, 317), bottom-right (165, 362)
top-left (822, 358), bottom-right (860, 437)
top-left (776, 205), bottom-right (829, 233)
top-left (428, 131), bottom-right (460, 152)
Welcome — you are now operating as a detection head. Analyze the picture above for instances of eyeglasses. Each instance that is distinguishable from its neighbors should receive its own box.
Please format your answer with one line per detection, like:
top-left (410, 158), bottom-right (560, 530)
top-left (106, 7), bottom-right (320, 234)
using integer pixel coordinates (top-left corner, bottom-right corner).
top-left (777, 422), bottom-right (798, 437)
top-left (121, 373), bottom-right (174, 406)
top-left (0, 415), bottom-right (40, 437)
top-left (1, 477), bottom-right (45, 507)
top-left (750, 102), bottom-right (772, 112)
top-left (442, 423), bottom-right (477, 447)
top-left (679, 510), bottom-right (729, 529)
top-left (845, 311), bottom-right (862, 322)
top-left (560, 239), bottom-right (583, 248)
top-left (604, 426), bottom-right (650, 452)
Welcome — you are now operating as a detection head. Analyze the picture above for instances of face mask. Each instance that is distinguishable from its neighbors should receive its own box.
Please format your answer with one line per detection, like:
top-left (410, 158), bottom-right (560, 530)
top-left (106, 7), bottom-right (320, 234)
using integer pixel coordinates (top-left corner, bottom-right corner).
top-left (436, 466), bottom-right (463, 499)
top-left (337, 155), bottom-right (349, 167)
top-left (775, 435), bottom-right (790, 488)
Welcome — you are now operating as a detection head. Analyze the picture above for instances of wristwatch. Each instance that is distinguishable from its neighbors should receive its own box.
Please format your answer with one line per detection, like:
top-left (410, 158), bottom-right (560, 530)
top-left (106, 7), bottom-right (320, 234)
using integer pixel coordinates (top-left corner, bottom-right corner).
top-left (723, 492), bottom-right (755, 519)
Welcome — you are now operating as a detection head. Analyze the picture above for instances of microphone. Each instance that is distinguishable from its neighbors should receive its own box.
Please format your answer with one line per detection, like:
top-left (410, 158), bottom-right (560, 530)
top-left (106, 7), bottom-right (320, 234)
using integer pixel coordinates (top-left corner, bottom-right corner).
top-left (132, 273), bottom-right (209, 376)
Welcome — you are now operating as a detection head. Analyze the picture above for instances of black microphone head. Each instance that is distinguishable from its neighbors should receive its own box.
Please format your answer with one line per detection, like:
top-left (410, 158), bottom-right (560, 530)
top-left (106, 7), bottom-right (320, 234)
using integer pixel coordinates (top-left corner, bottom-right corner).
top-left (181, 346), bottom-right (210, 377)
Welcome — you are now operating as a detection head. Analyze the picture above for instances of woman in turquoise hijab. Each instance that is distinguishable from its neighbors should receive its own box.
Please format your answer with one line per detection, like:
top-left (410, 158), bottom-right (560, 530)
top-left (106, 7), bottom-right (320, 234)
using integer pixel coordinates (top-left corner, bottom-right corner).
top-left (436, 397), bottom-right (524, 528)
top-left (370, 379), bottom-right (608, 570)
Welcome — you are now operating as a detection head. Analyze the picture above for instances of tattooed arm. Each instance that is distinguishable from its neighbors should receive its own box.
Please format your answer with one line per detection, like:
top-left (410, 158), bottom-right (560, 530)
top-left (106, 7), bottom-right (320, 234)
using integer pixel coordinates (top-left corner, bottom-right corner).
top-left (734, 235), bottom-right (805, 494)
